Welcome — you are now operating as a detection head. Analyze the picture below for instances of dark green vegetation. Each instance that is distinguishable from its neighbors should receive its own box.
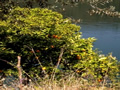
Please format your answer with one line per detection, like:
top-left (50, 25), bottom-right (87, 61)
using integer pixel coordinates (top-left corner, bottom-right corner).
top-left (0, 7), bottom-right (120, 86)
top-left (0, 0), bottom-right (120, 18)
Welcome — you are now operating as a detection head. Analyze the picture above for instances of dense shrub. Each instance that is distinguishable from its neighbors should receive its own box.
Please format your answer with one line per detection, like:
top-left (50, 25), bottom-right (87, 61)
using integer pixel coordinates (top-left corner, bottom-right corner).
top-left (0, 7), bottom-right (119, 80)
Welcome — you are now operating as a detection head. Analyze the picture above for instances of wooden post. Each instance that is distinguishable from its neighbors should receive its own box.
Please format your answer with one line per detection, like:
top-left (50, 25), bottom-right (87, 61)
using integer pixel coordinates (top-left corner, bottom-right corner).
top-left (17, 56), bottom-right (22, 90)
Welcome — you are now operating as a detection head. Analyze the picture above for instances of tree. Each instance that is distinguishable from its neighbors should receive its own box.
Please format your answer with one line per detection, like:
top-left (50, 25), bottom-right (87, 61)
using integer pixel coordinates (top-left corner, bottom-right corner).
top-left (0, 7), bottom-right (119, 80)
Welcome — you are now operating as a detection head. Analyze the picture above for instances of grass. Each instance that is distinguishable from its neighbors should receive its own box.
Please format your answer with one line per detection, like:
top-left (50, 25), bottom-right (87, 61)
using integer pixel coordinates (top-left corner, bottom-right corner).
top-left (0, 57), bottom-right (120, 90)
top-left (0, 72), bottom-right (120, 90)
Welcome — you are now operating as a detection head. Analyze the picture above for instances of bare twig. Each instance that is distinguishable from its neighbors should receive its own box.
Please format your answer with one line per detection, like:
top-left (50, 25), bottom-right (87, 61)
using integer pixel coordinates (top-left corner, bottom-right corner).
top-left (51, 47), bottom-right (64, 80)
top-left (31, 48), bottom-right (47, 75)
top-left (24, 45), bottom-right (47, 75)
top-left (0, 58), bottom-right (16, 67)
top-left (56, 48), bottom-right (64, 69)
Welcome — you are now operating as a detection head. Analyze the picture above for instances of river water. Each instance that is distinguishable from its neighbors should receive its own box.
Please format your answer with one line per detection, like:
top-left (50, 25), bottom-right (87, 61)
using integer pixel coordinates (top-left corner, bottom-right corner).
top-left (81, 22), bottom-right (120, 60)
top-left (61, 2), bottom-right (120, 60)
